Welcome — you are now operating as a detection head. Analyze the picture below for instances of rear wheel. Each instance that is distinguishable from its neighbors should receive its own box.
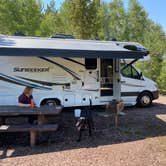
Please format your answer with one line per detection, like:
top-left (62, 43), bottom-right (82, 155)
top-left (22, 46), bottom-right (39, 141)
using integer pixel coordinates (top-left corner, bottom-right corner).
top-left (45, 100), bottom-right (57, 106)
top-left (41, 99), bottom-right (61, 107)
top-left (137, 92), bottom-right (152, 107)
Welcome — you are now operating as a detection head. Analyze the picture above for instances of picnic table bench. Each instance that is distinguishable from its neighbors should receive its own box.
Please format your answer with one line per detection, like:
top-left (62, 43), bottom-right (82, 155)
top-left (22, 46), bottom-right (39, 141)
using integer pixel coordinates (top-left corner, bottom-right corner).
top-left (0, 106), bottom-right (62, 147)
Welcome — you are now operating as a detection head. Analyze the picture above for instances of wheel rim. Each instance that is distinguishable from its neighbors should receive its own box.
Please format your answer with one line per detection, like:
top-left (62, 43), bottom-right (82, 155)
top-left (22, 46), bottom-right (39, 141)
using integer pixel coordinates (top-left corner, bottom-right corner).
top-left (140, 95), bottom-right (151, 105)
top-left (46, 100), bottom-right (56, 106)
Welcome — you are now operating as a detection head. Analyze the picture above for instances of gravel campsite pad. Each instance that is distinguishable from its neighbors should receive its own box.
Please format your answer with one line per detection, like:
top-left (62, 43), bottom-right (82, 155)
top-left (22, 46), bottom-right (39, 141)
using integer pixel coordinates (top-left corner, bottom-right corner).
top-left (0, 96), bottom-right (166, 166)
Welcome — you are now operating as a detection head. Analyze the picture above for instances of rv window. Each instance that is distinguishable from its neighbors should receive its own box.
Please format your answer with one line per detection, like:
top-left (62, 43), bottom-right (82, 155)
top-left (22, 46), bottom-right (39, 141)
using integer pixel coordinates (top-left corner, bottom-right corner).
top-left (121, 65), bottom-right (140, 79)
top-left (131, 66), bottom-right (140, 79)
top-left (85, 59), bottom-right (97, 70)
top-left (121, 65), bottom-right (132, 78)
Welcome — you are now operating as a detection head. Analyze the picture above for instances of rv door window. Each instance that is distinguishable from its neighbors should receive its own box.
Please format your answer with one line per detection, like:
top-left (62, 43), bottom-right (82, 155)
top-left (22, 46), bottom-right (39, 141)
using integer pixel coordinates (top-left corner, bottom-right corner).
top-left (85, 59), bottom-right (97, 70)
top-left (132, 67), bottom-right (140, 79)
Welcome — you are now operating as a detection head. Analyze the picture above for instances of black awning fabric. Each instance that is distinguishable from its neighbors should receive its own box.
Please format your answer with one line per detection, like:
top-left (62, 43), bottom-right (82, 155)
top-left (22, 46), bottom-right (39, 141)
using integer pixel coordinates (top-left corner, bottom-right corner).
top-left (0, 47), bottom-right (146, 59)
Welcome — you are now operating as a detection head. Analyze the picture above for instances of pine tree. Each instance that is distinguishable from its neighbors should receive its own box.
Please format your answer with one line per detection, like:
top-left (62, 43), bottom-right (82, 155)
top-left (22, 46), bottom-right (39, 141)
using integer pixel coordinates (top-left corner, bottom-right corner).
top-left (92, 2), bottom-right (110, 40)
top-left (0, 0), bottom-right (42, 36)
top-left (60, 0), bottom-right (98, 39)
top-left (127, 0), bottom-right (148, 42)
top-left (38, 0), bottom-right (63, 36)
top-left (59, 0), bottom-right (75, 35)
top-left (136, 21), bottom-right (166, 84)
top-left (109, 0), bottom-right (126, 41)
top-left (158, 56), bottom-right (166, 93)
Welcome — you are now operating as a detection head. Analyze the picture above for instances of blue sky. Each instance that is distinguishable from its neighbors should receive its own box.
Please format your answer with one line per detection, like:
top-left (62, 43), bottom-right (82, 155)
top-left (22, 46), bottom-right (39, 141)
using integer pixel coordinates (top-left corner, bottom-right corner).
top-left (42, 0), bottom-right (166, 33)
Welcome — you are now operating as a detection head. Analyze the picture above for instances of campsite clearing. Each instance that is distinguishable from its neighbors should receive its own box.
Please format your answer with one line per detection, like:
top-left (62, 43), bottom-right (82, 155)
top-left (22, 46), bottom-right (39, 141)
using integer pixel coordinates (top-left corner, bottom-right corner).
top-left (0, 96), bottom-right (165, 166)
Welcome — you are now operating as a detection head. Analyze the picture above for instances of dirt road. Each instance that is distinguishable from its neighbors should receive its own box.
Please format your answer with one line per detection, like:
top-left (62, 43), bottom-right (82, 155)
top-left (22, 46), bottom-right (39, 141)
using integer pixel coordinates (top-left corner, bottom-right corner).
top-left (0, 96), bottom-right (166, 166)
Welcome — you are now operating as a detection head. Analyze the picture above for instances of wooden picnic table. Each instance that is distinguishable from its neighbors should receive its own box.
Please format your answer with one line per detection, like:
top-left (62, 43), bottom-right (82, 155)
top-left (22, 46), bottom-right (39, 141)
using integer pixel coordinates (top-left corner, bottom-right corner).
top-left (0, 105), bottom-right (63, 147)
top-left (0, 105), bottom-right (62, 116)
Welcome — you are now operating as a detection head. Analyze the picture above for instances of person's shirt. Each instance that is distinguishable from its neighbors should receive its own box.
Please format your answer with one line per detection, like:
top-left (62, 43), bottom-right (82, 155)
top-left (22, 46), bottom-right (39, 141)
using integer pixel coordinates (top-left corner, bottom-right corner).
top-left (18, 93), bottom-right (33, 104)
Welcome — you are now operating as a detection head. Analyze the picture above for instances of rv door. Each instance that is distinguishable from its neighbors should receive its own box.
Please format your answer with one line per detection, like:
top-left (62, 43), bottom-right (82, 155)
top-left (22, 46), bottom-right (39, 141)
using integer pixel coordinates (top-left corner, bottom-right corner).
top-left (100, 59), bottom-right (113, 96)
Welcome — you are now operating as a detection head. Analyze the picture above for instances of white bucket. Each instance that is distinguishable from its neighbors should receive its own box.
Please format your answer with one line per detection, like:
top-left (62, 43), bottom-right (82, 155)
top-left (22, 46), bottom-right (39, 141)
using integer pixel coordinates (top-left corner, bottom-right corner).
top-left (74, 109), bottom-right (81, 118)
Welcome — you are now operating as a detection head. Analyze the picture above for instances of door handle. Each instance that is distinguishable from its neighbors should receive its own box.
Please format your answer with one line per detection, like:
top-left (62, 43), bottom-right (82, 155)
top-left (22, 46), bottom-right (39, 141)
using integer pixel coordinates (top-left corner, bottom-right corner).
top-left (121, 81), bottom-right (126, 83)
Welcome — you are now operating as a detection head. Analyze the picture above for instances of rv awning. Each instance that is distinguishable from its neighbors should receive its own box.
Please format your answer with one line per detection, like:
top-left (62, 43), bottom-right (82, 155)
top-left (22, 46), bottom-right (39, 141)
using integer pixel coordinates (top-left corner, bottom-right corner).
top-left (0, 35), bottom-right (147, 59)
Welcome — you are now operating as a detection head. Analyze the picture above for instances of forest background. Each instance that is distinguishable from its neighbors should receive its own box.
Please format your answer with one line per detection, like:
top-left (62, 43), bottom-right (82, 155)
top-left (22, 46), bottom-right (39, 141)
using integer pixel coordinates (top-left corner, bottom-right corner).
top-left (0, 0), bottom-right (165, 93)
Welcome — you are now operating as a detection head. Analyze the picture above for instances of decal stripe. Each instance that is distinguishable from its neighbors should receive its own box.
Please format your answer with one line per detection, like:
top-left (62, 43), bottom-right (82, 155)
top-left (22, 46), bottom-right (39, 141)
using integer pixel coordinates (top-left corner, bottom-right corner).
top-left (17, 76), bottom-right (70, 86)
top-left (39, 57), bottom-right (81, 80)
top-left (63, 58), bottom-right (85, 66)
top-left (0, 73), bottom-right (52, 90)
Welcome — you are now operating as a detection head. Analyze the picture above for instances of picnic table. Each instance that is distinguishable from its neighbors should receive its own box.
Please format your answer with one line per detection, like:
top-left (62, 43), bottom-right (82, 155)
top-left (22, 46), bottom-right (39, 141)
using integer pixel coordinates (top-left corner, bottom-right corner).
top-left (0, 105), bottom-right (62, 147)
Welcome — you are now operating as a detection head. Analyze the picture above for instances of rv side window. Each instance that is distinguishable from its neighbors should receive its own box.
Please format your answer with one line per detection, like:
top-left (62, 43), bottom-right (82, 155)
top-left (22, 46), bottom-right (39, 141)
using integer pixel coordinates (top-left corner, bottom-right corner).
top-left (121, 65), bottom-right (132, 78)
top-left (85, 59), bottom-right (97, 70)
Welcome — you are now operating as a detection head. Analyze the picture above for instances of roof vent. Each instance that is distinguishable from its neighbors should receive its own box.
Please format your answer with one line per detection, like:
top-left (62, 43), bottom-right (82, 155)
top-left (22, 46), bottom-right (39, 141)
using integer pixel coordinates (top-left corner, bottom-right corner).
top-left (124, 44), bottom-right (149, 55)
top-left (124, 45), bottom-right (137, 51)
top-left (14, 32), bottom-right (25, 36)
top-left (50, 34), bottom-right (75, 39)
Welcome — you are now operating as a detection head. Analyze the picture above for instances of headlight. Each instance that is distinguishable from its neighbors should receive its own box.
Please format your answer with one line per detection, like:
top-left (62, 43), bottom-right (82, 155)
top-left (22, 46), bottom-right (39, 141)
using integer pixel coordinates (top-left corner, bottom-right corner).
top-left (154, 83), bottom-right (158, 89)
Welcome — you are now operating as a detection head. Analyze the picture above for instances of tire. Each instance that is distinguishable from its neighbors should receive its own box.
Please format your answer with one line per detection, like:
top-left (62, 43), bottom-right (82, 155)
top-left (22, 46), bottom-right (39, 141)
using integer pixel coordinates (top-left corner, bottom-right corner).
top-left (137, 92), bottom-right (152, 107)
top-left (45, 100), bottom-right (58, 106)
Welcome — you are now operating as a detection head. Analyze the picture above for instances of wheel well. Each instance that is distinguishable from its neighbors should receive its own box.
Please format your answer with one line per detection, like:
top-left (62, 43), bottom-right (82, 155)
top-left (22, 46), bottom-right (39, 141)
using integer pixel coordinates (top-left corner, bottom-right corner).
top-left (40, 98), bottom-right (61, 106)
top-left (137, 91), bottom-right (153, 102)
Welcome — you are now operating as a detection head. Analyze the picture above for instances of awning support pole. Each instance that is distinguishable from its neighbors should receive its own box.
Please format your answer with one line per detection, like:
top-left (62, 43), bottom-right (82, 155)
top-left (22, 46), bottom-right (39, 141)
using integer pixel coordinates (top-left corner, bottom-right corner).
top-left (113, 59), bottom-right (121, 101)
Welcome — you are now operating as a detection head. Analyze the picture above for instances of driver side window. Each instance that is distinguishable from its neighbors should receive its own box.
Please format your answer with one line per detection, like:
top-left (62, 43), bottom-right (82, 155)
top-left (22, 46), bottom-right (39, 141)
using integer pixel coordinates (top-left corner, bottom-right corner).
top-left (121, 65), bottom-right (140, 79)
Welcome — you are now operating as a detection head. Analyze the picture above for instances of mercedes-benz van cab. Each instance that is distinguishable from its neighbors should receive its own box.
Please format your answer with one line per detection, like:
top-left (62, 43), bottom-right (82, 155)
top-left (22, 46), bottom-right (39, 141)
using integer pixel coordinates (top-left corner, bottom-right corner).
top-left (121, 62), bottom-right (159, 107)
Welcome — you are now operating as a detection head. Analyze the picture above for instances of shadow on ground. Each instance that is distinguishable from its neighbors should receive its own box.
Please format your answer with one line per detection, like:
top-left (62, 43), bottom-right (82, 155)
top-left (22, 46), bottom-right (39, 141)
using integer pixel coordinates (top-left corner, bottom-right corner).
top-left (0, 101), bottom-right (165, 159)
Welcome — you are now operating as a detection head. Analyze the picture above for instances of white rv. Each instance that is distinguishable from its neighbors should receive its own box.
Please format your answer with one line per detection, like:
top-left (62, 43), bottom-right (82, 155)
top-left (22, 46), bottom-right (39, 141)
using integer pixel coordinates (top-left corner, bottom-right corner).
top-left (0, 35), bottom-right (158, 107)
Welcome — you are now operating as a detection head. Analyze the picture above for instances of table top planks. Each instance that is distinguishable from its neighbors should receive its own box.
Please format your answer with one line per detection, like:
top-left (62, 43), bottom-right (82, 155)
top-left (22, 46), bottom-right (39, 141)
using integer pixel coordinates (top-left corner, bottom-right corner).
top-left (0, 105), bottom-right (62, 116)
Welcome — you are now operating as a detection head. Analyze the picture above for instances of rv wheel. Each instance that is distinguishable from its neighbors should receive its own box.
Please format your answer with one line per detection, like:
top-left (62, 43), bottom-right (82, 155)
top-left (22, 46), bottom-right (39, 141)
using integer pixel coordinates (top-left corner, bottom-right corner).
top-left (45, 100), bottom-right (58, 106)
top-left (137, 92), bottom-right (152, 107)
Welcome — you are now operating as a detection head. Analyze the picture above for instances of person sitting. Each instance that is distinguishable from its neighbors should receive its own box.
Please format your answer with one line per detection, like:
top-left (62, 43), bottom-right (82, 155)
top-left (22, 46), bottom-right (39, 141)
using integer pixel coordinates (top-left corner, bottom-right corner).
top-left (18, 86), bottom-right (36, 124)
top-left (18, 86), bottom-right (34, 107)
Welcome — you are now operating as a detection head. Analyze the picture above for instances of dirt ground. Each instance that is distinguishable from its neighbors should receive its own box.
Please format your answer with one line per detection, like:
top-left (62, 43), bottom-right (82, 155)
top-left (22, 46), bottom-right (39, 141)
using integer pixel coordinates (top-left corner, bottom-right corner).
top-left (0, 96), bottom-right (166, 166)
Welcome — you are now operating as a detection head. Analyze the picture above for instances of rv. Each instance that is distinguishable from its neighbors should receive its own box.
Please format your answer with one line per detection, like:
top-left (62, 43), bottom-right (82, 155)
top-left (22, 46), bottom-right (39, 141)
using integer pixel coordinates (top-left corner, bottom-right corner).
top-left (0, 35), bottom-right (158, 107)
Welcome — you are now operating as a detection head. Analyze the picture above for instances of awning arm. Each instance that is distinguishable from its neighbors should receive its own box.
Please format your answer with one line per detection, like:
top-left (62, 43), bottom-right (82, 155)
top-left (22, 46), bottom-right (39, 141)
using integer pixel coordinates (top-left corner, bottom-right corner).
top-left (121, 58), bottom-right (140, 71)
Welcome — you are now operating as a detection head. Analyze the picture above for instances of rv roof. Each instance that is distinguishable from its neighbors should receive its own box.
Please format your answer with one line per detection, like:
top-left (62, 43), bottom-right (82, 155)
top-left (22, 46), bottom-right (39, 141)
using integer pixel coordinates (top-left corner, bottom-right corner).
top-left (0, 35), bottom-right (147, 59)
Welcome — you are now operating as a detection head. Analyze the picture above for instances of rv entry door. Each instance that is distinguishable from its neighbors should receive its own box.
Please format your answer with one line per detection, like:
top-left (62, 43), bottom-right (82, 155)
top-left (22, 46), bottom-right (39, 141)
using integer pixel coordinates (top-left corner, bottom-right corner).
top-left (100, 59), bottom-right (113, 96)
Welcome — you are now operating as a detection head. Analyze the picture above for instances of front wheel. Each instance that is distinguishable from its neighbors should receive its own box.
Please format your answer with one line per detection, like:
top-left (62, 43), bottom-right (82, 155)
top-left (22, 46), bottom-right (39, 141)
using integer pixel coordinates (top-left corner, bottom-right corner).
top-left (137, 92), bottom-right (152, 107)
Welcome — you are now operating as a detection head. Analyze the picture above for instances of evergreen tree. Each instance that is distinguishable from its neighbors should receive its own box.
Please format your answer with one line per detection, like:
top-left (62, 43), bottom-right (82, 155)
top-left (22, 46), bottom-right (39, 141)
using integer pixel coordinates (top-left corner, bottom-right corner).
top-left (60, 0), bottom-right (98, 39)
top-left (38, 0), bottom-right (63, 36)
top-left (158, 56), bottom-right (166, 93)
top-left (136, 21), bottom-right (166, 84)
top-left (109, 0), bottom-right (127, 40)
top-left (127, 0), bottom-right (148, 42)
top-left (93, 2), bottom-right (110, 40)
top-left (0, 0), bottom-right (42, 36)
top-left (59, 0), bottom-right (74, 35)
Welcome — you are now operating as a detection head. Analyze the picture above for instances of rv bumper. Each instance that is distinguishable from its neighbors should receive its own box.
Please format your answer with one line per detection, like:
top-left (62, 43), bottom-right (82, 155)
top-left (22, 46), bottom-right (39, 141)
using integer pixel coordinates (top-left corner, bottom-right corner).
top-left (152, 90), bottom-right (159, 100)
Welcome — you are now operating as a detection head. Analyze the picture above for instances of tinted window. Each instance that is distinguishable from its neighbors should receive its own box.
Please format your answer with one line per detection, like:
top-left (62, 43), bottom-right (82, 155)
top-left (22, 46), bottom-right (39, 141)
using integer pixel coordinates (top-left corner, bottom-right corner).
top-left (121, 65), bottom-right (140, 79)
top-left (132, 67), bottom-right (140, 79)
top-left (85, 59), bottom-right (97, 70)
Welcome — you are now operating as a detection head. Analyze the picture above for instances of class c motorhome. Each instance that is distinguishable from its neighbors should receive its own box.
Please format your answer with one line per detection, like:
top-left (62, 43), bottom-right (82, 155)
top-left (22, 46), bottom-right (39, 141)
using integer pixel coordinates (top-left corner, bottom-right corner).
top-left (0, 35), bottom-right (158, 107)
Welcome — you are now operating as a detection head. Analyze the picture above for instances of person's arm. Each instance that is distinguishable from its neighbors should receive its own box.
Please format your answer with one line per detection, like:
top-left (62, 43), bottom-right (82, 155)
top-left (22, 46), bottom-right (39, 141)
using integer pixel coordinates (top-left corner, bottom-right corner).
top-left (18, 103), bottom-right (31, 107)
